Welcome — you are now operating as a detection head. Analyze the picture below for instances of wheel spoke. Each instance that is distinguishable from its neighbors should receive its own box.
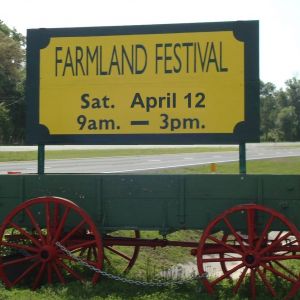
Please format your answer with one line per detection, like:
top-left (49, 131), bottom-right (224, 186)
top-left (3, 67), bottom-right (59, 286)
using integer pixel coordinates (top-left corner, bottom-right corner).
top-left (92, 246), bottom-right (98, 260)
top-left (52, 261), bottom-right (66, 284)
top-left (262, 254), bottom-right (300, 261)
top-left (25, 207), bottom-right (45, 245)
top-left (223, 217), bottom-right (247, 252)
top-left (52, 206), bottom-right (71, 244)
top-left (105, 246), bottom-right (131, 261)
top-left (104, 254), bottom-right (112, 265)
top-left (47, 262), bottom-right (52, 284)
top-left (32, 262), bottom-right (46, 290)
top-left (1, 241), bottom-right (38, 253)
top-left (255, 215), bottom-right (275, 251)
top-left (257, 267), bottom-right (276, 296)
top-left (87, 247), bottom-right (92, 261)
top-left (260, 232), bottom-right (293, 255)
top-left (56, 259), bottom-right (83, 282)
top-left (12, 260), bottom-right (40, 285)
top-left (3, 255), bottom-right (37, 267)
top-left (103, 230), bottom-right (140, 274)
top-left (273, 231), bottom-right (283, 241)
top-left (60, 220), bottom-right (86, 244)
top-left (273, 260), bottom-right (299, 278)
top-left (202, 256), bottom-right (242, 263)
top-left (67, 240), bottom-right (96, 251)
top-left (53, 202), bottom-right (60, 229)
top-left (208, 235), bottom-right (243, 255)
top-left (247, 208), bottom-right (255, 248)
top-left (250, 268), bottom-right (256, 299)
top-left (45, 202), bottom-right (52, 243)
top-left (233, 267), bottom-right (247, 294)
top-left (92, 271), bottom-right (100, 284)
top-left (79, 247), bottom-right (87, 256)
top-left (283, 238), bottom-right (299, 248)
top-left (59, 253), bottom-right (98, 266)
top-left (211, 262), bottom-right (245, 286)
top-left (266, 261), bottom-right (274, 274)
top-left (9, 222), bottom-right (41, 248)
top-left (262, 262), bottom-right (297, 283)
top-left (71, 247), bottom-right (87, 255)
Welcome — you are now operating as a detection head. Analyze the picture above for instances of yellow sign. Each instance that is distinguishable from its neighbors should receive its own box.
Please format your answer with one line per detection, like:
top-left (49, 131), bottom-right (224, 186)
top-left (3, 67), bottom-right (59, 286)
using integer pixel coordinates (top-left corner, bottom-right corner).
top-left (39, 31), bottom-right (244, 135)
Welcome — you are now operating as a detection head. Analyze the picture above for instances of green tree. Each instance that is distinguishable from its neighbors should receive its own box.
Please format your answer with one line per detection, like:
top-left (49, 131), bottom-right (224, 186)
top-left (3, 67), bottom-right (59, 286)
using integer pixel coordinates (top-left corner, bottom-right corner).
top-left (283, 78), bottom-right (300, 140)
top-left (0, 20), bottom-right (25, 144)
top-left (260, 78), bottom-right (300, 142)
top-left (275, 106), bottom-right (298, 141)
top-left (260, 81), bottom-right (280, 141)
top-left (0, 102), bottom-right (12, 143)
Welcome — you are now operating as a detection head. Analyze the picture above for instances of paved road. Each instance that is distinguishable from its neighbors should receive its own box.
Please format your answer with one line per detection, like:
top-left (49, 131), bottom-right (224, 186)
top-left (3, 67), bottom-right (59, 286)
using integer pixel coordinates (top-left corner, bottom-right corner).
top-left (1, 145), bottom-right (300, 174)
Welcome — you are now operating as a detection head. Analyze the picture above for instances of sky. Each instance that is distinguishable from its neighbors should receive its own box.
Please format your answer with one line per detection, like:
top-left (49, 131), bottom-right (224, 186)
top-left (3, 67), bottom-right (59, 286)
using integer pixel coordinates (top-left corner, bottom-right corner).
top-left (1, 0), bottom-right (300, 88)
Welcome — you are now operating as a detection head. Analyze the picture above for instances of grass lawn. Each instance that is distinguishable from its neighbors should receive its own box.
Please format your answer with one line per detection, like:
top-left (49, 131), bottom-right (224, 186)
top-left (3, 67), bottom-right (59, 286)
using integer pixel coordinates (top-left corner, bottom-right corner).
top-left (154, 156), bottom-right (300, 174)
top-left (0, 147), bottom-right (236, 162)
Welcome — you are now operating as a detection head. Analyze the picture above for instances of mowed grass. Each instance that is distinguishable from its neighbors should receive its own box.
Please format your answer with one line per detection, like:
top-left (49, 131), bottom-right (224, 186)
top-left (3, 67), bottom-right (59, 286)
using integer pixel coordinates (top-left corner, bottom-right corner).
top-left (0, 147), bottom-right (236, 162)
top-left (154, 156), bottom-right (300, 174)
top-left (0, 281), bottom-right (244, 300)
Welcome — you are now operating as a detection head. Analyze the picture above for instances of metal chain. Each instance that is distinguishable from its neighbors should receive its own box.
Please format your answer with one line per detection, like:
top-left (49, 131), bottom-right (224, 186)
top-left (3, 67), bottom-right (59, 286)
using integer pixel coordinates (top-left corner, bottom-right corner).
top-left (56, 241), bottom-right (207, 287)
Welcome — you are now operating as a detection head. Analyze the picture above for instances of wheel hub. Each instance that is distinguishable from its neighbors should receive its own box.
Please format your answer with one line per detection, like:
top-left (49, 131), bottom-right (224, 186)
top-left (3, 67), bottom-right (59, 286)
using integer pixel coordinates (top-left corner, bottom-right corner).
top-left (243, 252), bottom-right (259, 267)
top-left (39, 245), bottom-right (57, 262)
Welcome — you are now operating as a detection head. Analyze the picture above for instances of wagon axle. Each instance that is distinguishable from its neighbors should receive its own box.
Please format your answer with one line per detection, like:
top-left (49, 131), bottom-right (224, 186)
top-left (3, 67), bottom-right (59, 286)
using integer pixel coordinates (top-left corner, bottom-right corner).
top-left (104, 235), bottom-right (300, 257)
top-left (104, 235), bottom-right (198, 249)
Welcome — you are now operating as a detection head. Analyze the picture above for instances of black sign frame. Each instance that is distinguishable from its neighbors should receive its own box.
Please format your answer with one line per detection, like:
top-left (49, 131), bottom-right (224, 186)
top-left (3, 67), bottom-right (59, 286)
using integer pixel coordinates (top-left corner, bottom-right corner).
top-left (26, 21), bottom-right (259, 145)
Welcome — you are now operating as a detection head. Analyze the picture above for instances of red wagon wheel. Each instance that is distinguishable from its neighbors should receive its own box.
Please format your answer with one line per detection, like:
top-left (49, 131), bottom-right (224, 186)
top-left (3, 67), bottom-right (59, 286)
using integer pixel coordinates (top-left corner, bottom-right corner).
top-left (197, 204), bottom-right (300, 299)
top-left (0, 196), bottom-right (103, 289)
top-left (104, 230), bottom-right (141, 274)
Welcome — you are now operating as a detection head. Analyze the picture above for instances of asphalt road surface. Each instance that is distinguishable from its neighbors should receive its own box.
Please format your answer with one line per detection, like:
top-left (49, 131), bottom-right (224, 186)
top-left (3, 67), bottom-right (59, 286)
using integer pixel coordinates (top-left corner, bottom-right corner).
top-left (1, 144), bottom-right (300, 174)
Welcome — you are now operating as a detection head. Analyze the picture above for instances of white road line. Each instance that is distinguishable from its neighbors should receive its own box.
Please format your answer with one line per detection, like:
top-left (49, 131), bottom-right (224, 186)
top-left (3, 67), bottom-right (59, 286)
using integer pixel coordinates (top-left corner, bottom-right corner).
top-left (100, 159), bottom-right (238, 173)
top-left (100, 154), bottom-right (300, 173)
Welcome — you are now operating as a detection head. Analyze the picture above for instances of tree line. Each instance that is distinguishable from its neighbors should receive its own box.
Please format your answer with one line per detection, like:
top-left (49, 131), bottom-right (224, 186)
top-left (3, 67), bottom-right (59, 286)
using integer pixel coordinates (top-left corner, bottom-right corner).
top-left (260, 80), bottom-right (300, 141)
top-left (0, 20), bottom-right (299, 144)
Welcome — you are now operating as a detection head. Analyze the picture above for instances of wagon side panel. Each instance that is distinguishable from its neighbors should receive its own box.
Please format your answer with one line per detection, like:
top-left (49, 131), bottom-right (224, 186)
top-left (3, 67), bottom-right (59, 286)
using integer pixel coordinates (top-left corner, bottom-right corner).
top-left (184, 175), bottom-right (259, 231)
top-left (101, 175), bottom-right (180, 232)
top-left (0, 176), bottom-right (24, 222)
